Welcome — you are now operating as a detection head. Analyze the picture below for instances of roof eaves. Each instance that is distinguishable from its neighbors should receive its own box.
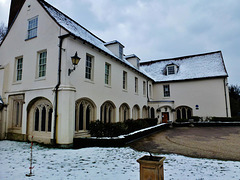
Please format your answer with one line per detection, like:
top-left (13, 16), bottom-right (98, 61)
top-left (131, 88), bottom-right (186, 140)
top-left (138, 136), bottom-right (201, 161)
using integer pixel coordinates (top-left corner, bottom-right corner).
top-left (154, 75), bottom-right (228, 83)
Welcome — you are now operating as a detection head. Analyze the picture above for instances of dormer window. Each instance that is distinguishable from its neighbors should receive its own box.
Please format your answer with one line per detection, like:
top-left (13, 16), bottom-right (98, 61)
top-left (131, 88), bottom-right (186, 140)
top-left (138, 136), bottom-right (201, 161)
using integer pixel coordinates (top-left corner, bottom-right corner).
top-left (167, 65), bottom-right (177, 75)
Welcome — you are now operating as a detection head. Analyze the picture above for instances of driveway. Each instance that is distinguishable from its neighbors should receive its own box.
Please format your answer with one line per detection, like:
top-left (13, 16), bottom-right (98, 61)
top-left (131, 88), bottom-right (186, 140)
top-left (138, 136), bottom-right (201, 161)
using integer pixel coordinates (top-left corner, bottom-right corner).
top-left (129, 126), bottom-right (240, 161)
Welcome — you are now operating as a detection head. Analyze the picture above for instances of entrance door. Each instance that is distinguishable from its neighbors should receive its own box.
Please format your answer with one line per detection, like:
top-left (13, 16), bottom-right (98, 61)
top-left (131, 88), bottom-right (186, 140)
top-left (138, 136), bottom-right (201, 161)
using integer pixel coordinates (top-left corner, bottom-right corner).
top-left (162, 112), bottom-right (169, 123)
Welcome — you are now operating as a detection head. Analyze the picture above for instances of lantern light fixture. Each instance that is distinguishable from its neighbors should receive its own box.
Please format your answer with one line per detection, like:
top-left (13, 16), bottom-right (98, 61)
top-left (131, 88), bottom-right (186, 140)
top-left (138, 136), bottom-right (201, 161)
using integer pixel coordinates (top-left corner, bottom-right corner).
top-left (68, 51), bottom-right (81, 76)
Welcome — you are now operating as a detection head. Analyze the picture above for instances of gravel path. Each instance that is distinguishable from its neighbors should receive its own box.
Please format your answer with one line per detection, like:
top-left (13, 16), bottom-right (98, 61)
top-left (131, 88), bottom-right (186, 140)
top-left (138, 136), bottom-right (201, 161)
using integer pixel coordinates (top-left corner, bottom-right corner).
top-left (129, 126), bottom-right (240, 161)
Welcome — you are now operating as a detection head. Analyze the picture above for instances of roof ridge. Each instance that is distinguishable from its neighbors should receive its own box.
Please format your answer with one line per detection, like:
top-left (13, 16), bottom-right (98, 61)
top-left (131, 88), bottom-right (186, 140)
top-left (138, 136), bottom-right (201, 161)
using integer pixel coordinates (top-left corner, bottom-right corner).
top-left (140, 50), bottom-right (222, 65)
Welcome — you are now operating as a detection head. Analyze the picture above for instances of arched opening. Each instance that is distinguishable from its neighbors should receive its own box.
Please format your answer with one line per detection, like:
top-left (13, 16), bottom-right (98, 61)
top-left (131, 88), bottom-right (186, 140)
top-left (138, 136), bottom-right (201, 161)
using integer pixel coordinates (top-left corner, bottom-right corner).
top-left (27, 97), bottom-right (53, 143)
top-left (142, 106), bottom-right (148, 119)
top-left (150, 107), bottom-right (155, 118)
top-left (175, 106), bottom-right (192, 121)
top-left (75, 98), bottom-right (96, 131)
top-left (119, 103), bottom-right (130, 122)
top-left (132, 105), bottom-right (140, 120)
top-left (100, 101), bottom-right (115, 123)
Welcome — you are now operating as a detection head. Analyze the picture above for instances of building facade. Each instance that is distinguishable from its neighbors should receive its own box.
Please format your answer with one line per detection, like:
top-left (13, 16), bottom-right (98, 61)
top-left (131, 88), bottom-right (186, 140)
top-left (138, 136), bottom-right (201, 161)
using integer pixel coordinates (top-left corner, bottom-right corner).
top-left (0, 0), bottom-right (231, 146)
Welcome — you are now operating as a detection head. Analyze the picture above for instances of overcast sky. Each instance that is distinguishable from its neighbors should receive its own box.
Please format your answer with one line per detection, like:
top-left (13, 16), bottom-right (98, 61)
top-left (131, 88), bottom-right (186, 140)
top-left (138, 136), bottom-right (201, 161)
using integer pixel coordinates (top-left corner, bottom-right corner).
top-left (0, 0), bottom-right (239, 85)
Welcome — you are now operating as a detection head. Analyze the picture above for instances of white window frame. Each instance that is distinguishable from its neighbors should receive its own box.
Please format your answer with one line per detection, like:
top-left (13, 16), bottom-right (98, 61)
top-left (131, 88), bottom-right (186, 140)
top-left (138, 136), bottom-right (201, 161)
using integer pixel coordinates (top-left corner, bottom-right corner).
top-left (85, 54), bottom-right (94, 81)
top-left (15, 57), bottom-right (23, 82)
top-left (105, 63), bottom-right (111, 85)
top-left (135, 77), bottom-right (138, 94)
top-left (27, 16), bottom-right (38, 39)
top-left (167, 65), bottom-right (176, 75)
top-left (143, 81), bottom-right (146, 96)
top-left (123, 71), bottom-right (127, 90)
top-left (163, 84), bottom-right (170, 97)
top-left (37, 50), bottom-right (47, 79)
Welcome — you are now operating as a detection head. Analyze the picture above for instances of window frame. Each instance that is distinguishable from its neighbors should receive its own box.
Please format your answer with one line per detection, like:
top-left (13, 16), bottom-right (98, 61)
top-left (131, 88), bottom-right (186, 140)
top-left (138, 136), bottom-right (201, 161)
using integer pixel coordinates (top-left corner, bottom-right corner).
top-left (27, 16), bottom-right (38, 40)
top-left (123, 71), bottom-right (127, 90)
top-left (105, 63), bottom-right (111, 86)
top-left (163, 84), bottom-right (170, 97)
top-left (167, 65), bottom-right (176, 75)
top-left (37, 50), bottom-right (47, 79)
top-left (143, 81), bottom-right (146, 96)
top-left (135, 77), bottom-right (138, 94)
top-left (15, 56), bottom-right (23, 82)
top-left (85, 54), bottom-right (94, 81)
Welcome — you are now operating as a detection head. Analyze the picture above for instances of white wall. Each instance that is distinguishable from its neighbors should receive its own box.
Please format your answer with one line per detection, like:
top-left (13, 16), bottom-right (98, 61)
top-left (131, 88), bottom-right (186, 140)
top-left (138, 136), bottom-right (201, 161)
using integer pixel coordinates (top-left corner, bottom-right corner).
top-left (153, 78), bottom-right (231, 118)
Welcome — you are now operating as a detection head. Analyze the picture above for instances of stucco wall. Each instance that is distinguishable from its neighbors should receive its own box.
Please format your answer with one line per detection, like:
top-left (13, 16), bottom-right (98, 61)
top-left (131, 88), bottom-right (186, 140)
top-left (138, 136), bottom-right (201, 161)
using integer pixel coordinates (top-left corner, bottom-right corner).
top-left (153, 78), bottom-right (231, 118)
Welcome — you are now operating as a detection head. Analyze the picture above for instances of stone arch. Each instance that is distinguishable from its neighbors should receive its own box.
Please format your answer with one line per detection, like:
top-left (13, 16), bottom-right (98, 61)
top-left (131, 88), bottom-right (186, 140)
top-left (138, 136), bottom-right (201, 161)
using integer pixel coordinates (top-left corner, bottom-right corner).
top-left (27, 97), bottom-right (53, 144)
top-left (150, 107), bottom-right (155, 118)
top-left (142, 106), bottom-right (148, 119)
top-left (100, 101), bottom-right (116, 123)
top-left (119, 103), bottom-right (130, 122)
top-left (132, 104), bottom-right (140, 120)
top-left (75, 97), bottom-right (96, 131)
top-left (175, 106), bottom-right (192, 120)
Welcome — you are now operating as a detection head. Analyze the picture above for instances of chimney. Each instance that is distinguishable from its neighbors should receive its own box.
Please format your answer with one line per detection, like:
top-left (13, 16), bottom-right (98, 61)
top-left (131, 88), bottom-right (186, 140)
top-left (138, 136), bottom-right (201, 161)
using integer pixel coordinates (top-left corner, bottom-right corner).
top-left (8, 0), bottom-right (26, 29)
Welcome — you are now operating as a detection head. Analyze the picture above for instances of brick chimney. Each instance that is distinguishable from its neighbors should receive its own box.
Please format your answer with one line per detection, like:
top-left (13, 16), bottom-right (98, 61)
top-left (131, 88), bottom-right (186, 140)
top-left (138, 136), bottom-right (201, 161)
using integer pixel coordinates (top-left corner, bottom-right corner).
top-left (8, 0), bottom-right (26, 29)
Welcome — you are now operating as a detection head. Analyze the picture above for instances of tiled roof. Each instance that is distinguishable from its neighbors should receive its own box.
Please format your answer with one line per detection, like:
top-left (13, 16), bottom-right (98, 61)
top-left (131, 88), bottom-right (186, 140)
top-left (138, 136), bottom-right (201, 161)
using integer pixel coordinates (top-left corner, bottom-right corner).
top-left (140, 51), bottom-right (228, 82)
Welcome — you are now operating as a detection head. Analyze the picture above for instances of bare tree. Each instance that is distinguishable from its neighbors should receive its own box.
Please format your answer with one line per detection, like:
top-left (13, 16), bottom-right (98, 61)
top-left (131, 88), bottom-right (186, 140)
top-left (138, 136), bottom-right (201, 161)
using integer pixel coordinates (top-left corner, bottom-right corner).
top-left (229, 84), bottom-right (240, 117)
top-left (0, 22), bottom-right (7, 42)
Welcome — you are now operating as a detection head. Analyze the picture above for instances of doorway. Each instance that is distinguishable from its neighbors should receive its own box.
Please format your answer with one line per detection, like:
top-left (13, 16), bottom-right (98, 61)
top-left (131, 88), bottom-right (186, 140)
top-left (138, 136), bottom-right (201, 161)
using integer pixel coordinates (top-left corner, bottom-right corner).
top-left (162, 112), bottom-right (169, 123)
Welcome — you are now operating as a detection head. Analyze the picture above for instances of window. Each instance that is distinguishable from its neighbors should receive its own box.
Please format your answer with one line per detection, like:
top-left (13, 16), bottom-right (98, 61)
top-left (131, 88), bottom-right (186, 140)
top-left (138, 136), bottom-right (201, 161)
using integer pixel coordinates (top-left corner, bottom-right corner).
top-left (163, 85), bottom-right (170, 97)
top-left (100, 101), bottom-right (115, 123)
top-left (27, 16), bottom-right (38, 39)
top-left (135, 77), bottom-right (138, 93)
top-left (167, 65), bottom-right (176, 75)
top-left (38, 51), bottom-right (47, 78)
top-left (119, 46), bottom-right (123, 60)
top-left (176, 106), bottom-right (192, 120)
top-left (123, 71), bottom-right (127, 90)
top-left (9, 94), bottom-right (24, 128)
top-left (143, 81), bottom-right (146, 95)
top-left (16, 57), bottom-right (23, 81)
top-left (34, 103), bottom-right (53, 132)
top-left (105, 63), bottom-right (111, 85)
top-left (149, 84), bottom-right (152, 98)
top-left (85, 55), bottom-right (93, 80)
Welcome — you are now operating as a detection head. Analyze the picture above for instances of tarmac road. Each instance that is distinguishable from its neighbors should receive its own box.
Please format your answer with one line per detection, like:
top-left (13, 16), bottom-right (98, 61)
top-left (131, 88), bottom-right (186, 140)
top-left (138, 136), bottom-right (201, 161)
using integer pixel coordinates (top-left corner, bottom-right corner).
top-left (129, 126), bottom-right (240, 161)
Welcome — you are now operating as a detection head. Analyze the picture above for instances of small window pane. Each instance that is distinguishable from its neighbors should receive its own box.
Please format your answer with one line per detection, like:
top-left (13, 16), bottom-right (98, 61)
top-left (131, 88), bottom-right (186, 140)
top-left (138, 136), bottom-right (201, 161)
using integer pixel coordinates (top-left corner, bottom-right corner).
top-left (39, 51), bottom-right (47, 77)
top-left (28, 17), bottom-right (38, 39)
top-left (163, 85), bottom-right (170, 97)
top-left (85, 55), bottom-right (92, 80)
top-left (16, 58), bottom-right (23, 81)
top-left (105, 63), bottom-right (110, 85)
top-left (167, 66), bottom-right (175, 75)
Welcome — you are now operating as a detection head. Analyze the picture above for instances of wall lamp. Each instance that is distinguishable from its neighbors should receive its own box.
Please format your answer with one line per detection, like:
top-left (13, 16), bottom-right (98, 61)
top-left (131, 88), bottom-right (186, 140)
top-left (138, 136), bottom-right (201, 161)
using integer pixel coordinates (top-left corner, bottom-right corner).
top-left (68, 51), bottom-right (81, 76)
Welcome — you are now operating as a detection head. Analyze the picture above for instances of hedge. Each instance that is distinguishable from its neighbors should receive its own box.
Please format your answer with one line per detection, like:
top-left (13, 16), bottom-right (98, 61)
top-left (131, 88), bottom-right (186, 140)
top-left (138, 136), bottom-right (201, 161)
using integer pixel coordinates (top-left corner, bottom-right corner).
top-left (89, 118), bottom-right (158, 137)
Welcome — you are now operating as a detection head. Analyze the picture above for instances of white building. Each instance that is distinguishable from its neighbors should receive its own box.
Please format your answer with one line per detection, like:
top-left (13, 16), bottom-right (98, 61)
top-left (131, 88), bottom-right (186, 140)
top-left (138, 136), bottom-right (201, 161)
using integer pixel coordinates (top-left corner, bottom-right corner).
top-left (0, 0), bottom-right (231, 146)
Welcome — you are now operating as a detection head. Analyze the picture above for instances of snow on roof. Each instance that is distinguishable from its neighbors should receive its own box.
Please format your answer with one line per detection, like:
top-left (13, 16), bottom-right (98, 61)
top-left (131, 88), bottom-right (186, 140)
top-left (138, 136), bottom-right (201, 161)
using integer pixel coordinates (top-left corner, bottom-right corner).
top-left (140, 51), bottom-right (228, 82)
top-left (38, 0), bottom-right (150, 78)
top-left (104, 40), bottom-right (124, 47)
top-left (125, 54), bottom-right (140, 59)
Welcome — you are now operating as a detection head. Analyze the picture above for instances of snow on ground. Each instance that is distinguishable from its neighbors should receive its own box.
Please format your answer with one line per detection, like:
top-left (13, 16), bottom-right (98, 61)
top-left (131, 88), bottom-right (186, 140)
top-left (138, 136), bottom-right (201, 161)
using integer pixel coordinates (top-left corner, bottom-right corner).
top-left (0, 141), bottom-right (240, 180)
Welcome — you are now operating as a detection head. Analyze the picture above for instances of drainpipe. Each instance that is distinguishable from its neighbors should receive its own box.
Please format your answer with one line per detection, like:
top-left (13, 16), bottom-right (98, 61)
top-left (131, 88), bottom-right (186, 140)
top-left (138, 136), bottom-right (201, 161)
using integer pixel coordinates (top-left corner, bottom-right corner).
top-left (223, 77), bottom-right (229, 117)
top-left (53, 34), bottom-right (70, 145)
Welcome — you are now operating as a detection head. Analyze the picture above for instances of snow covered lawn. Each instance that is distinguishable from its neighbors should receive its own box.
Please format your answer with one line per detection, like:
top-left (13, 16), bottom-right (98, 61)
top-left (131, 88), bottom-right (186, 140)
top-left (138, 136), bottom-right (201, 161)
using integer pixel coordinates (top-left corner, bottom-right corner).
top-left (0, 140), bottom-right (240, 180)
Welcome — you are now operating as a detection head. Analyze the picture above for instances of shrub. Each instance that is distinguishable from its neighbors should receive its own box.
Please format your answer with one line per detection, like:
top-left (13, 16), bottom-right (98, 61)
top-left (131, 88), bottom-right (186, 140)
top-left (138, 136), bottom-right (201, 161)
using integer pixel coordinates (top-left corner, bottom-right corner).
top-left (210, 117), bottom-right (240, 122)
top-left (89, 118), bottom-right (158, 137)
